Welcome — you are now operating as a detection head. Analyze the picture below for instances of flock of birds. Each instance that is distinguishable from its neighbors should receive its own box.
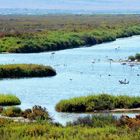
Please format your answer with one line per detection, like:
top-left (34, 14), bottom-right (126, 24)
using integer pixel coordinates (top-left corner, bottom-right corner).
top-left (50, 45), bottom-right (140, 85)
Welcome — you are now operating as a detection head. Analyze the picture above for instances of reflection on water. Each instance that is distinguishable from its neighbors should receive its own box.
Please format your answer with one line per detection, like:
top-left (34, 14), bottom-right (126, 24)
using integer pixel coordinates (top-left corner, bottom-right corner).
top-left (0, 36), bottom-right (140, 124)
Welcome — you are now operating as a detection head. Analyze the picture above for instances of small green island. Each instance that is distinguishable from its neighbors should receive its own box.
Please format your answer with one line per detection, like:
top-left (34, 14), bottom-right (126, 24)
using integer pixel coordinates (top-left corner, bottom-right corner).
top-left (56, 94), bottom-right (140, 112)
top-left (0, 94), bottom-right (21, 106)
top-left (0, 64), bottom-right (56, 78)
top-left (128, 53), bottom-right (140, 62)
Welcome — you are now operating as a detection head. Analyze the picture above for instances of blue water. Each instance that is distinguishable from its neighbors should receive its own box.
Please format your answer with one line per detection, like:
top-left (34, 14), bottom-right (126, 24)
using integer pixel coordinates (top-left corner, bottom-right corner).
top-left (0, 36), bottom-right (140, 124)
top-left (0, 0), bottom-right (140, 15)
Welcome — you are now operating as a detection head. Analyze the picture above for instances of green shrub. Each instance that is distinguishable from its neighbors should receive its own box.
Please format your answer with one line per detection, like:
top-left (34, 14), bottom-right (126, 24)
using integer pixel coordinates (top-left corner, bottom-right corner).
top-left (115, 96), bottom-right (133, 108)
top-left (22, 109), bottom-right (32, 118)
top-left (2, 107), bottom-right (22, 117)
top-left (0, 118), bottom-right (12, 127)
top-left (93, 94), bottom-right (115, 110)
top-left (135, 53), bottom-right (140, 61)
top-left (128, 56), bottom-right (135, 61)
top-left (0, 94), bottom-right (21, 106)
top-left (22, 105), bottom-right (51, 121)
top-left (0, 107), bottom-right (3, 113)
top-left (24, 124), bottom-right (47, 137)
top-left (67, 115), bottom-right (117, 127)
top-left (128, 53), bottom-right (140, 61)
top-left (91, 115), bottom-right (117, 127)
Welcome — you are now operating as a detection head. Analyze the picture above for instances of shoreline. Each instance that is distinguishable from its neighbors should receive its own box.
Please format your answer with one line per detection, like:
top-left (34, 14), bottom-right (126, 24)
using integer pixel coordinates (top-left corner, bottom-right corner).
top-left (111, 108), bottom-right (140, 113)
top-left (1, 34), bottom-right (140, 54)
top-left (1, 35), bottom-right (140, 54)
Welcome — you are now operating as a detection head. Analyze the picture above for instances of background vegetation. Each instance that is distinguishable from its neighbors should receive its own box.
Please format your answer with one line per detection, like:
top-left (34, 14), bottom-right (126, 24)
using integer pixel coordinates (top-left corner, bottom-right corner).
top-left (0, 15), bottom-right (140, 53)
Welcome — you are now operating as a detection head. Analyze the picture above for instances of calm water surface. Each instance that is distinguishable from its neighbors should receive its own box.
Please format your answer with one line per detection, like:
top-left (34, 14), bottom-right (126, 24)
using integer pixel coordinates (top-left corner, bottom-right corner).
top-left (0, 36), bottom-right (140, 124)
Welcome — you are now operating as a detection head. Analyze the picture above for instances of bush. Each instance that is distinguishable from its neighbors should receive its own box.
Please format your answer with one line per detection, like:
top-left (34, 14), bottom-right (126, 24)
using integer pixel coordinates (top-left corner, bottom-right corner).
top-left (22, 109), bottom-right (32, 118)
top-left (115, 96), bottom-right (133, 108)
top-left (67, 116), bottom-right (93, 127)
top-left (2, 107), bottom-right (22, 117)
top-left (67, 115), bottom-right (117, 127)
top-left (128, 56), bottom-right (135, 61)
top-left (0, 94), bottom-right (21, 106)
top-left (135, 53), bottom-right (140, 61)
top-left (0, 107), bottom-right (3, 113)
top-left (128, 53), bottom-right (140, 61)
top-left (117, 115), bottom-right (140, 130)
top-left (93, 94), bottom-right (115, 110)
top-left (24, 124), bottom-right (47, 137)
top-left (0, 118), bottom-right (11, 127)
top-left (22, 105), bottom-right (51, 121)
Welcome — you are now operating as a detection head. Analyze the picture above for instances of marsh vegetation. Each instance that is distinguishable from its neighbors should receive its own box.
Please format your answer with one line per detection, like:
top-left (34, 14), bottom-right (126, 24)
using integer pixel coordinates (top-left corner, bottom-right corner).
top-left (0, 64), bottom-right (56, 78)
top-left (0, 15), bottom-right (140, 53)
top-left (56, 94), bottom-right (140, 112)
top-left (0, 94), bottom-right (21, 106)
top-left (1, 111), bottom-right (140, 140)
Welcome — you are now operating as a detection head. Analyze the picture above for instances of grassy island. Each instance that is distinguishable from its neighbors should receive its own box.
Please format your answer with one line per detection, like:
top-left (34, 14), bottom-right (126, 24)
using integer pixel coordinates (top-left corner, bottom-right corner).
top-left (0, 15), bottom-right (140, 53)
top-left (0, 64), bottom-right (56, 78)
top-left (56, 94), bottom-right (140, 112)
top-left (0, 94), bottom-right (21, 106)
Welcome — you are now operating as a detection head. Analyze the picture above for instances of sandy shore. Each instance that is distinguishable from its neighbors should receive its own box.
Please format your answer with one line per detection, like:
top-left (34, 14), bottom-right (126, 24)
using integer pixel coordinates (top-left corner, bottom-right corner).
top-left (0, 115), bottom-right (35, 123)
top-left (110, 108), bottom-right (140, 113)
